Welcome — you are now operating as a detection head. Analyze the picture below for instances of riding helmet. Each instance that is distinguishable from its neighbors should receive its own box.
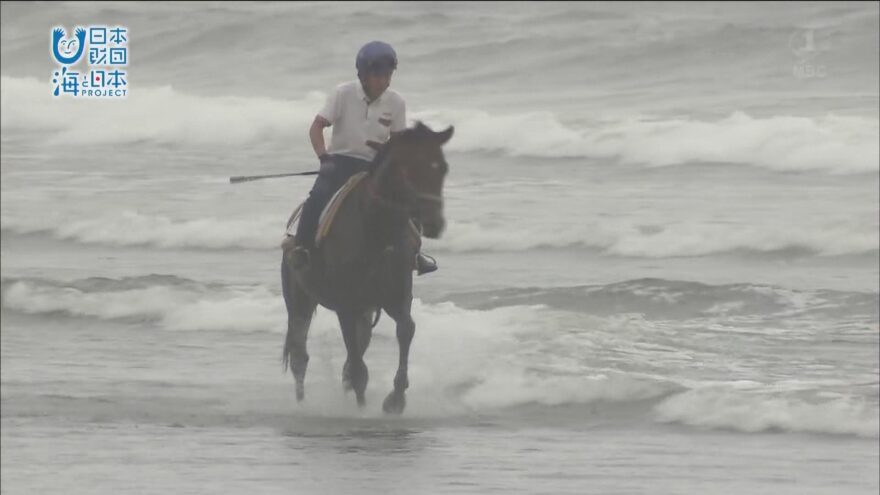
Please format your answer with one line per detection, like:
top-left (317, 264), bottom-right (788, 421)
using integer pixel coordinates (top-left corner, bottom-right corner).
top-left (356, 41), bottom-right (398, 75)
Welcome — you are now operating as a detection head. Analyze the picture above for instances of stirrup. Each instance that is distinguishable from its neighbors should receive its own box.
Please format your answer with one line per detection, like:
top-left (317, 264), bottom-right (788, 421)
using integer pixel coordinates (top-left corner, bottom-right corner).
top-left (415, 253), bottom-right (437, 276)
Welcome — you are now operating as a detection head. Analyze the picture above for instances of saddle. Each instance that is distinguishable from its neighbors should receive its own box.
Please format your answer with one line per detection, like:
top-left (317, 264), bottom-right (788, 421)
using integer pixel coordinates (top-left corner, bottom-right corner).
top-left (283, 172), bottom-right (368, 246)
top-left (282, 171), bottom-right (420, 253)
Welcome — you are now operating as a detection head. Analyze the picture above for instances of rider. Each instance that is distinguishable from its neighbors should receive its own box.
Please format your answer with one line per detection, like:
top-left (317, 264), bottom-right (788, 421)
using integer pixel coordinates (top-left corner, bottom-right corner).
top-left (289, 40), bottom-right (437, 275)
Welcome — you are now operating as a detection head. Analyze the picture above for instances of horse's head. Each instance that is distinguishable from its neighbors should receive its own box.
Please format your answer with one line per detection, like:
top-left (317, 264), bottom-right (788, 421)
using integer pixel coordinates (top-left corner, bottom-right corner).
top-left (371, 121), bottom-right (454, 239)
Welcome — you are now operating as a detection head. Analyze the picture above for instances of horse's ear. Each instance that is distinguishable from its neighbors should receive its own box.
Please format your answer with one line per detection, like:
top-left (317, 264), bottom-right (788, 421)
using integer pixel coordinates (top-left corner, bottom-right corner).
top-left (414, 121), bottom-right (430, 134)
top-left (435, 125), bottom-right (454, 145)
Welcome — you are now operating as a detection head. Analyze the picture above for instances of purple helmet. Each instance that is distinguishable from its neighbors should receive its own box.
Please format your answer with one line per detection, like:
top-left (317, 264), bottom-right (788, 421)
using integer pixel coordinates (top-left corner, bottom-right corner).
top-left (356, 41), bottom-right (398, 76)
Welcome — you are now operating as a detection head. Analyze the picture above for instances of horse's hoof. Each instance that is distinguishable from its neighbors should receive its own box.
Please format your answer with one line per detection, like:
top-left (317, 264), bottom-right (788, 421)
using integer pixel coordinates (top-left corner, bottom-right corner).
top-left (295, 382), bottom-right (305, 402)
top-left (382, 390), bottom-right (406, 415)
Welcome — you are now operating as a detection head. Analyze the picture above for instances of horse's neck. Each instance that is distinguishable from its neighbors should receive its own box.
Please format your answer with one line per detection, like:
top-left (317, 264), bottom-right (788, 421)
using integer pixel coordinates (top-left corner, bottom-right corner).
top-left (360, 173), bottom-right (411, 245)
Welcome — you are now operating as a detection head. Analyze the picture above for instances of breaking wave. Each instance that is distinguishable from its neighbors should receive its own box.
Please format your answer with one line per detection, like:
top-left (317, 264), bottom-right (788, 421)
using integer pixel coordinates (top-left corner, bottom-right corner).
top-left (2, 210), bottom-right (877, 258)
top-left (3, 76), bottom-right (877, 174)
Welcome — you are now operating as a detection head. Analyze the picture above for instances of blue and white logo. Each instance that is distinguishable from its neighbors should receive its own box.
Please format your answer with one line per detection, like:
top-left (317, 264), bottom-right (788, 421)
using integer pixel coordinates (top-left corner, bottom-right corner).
top-left (51, 27), bottom-right (86, 65)
top-left (51, 25), bottom-right (129, 98)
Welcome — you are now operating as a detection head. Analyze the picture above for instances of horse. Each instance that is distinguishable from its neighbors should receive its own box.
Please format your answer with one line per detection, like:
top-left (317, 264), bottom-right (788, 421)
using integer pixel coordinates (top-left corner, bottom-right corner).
top-left (280, 121), bottom-right (454, 414)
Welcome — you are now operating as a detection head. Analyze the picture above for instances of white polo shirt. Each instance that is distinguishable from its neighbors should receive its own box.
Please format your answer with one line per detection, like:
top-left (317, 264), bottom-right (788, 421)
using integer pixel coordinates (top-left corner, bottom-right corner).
top-left (318, 80), bottom-right (406, 162)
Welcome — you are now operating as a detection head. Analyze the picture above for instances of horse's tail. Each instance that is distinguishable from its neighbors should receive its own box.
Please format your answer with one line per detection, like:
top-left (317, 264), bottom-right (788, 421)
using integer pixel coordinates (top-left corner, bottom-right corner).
top-left (281, 255), bottom-right (293, 374)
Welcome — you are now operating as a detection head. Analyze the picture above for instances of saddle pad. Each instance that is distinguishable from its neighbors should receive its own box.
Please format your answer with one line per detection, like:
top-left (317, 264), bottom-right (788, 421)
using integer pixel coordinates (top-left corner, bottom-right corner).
top-left (284, 202), bottom-right (304, 237)
top-left (316, 172), bottom-right (368, 246)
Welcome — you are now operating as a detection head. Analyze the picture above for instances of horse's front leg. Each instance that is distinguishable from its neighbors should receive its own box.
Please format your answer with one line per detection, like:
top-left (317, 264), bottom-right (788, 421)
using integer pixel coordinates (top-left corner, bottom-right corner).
top-left (383, 292), bottom-right (414, 415)
top-left (379, 244), bottom-right (416, 415)
top-left (341, 311), bottom-right (374, 393)
top-left (338, 311), bottom-right (370, 407)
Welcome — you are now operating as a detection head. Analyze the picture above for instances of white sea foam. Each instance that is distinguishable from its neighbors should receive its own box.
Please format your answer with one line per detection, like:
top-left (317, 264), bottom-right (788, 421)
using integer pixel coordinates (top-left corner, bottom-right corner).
top-left (654, 386), bottom-right (879, 438)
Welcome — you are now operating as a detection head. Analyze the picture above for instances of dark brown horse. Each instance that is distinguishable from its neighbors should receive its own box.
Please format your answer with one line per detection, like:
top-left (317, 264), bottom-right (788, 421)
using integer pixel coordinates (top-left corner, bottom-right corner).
top-left (281, 122), bottom-right (453, 414)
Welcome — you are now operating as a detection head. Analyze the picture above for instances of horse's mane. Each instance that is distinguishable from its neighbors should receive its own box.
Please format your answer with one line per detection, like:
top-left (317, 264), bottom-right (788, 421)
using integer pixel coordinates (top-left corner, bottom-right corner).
top-left (368, 124), bottom-right (426, 176)
top-left (368, 140), bottom-right (393, 176)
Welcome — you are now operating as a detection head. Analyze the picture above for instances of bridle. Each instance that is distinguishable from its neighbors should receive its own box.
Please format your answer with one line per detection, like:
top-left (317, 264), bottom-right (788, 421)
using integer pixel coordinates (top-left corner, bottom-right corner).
top-left (367, 149), bottom-right (443, 217)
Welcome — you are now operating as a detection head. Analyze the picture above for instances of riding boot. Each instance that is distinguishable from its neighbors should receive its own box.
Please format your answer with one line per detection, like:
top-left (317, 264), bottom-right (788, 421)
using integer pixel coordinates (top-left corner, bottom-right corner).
top-left (415, 252), bottom-right (437, 275)
top-left (291, 180), bottom-right (332, 268)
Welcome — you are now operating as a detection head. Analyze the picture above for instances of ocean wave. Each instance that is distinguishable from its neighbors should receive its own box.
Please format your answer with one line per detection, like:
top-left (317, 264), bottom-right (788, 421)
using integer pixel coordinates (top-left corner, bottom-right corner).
top-left (2, 76), bottom-right (877, 174)
top-left (3, 209), bottom-right (877, 258)
top-left (5, 274), bottom-right (874, 336)
top-left (444, 278), bottom-right (879, 320)
top-left (1, 275), bottom-right (288, 333)
top-left (436, 218), bottom-right (880, 257)
top-left (417, 108), bottom-right (879, 174)
top-left (0, 210), bottom-right (283, 250)
top-left (0, 275), bottom-right (549, 336)
top-left (654, 386), bottom-right (879, 438)
top-left (0, 76), bottom-right (323, 148)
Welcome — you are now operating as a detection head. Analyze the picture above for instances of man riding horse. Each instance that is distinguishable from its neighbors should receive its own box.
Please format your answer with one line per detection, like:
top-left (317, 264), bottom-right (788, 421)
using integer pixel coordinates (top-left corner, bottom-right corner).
top-left (280, 41), bottom-right (454, 414)
top-left (288, 41), bottom-right (437, 275)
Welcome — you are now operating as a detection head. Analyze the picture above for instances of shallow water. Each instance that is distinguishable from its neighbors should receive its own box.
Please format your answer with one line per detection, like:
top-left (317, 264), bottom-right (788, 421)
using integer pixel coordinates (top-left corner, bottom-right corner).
top-left (2, 2), bottom-right (878, 494)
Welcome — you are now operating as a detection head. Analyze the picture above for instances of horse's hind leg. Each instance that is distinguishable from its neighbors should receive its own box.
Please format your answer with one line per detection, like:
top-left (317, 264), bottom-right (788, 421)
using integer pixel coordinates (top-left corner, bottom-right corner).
top-left (281, 257), bottom-right (316, 402)
top-left (338, 311), bottom-right (370, 407)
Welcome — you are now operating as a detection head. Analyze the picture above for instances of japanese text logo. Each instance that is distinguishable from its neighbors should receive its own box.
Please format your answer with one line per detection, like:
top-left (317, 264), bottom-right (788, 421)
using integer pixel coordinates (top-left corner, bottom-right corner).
top-left (51, 25), bottom-right (128, 98)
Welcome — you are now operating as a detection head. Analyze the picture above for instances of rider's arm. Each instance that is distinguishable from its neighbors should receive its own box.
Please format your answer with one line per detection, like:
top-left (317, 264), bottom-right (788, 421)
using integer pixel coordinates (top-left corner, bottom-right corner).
top-left (310, 115), bottom-right (331, 159)
top-left (311, 85), bottom-right (341, 160)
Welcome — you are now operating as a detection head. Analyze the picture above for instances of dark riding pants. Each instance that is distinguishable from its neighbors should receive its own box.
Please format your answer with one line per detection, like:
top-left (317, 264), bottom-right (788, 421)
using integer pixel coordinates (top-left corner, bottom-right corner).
top-left (295, 154), bottom-right (372, 248)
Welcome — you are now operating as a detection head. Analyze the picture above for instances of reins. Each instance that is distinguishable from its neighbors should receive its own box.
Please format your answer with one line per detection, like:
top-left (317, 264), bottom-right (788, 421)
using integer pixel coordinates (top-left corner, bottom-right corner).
top-left (364, 146), bottom-right (442, 217)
